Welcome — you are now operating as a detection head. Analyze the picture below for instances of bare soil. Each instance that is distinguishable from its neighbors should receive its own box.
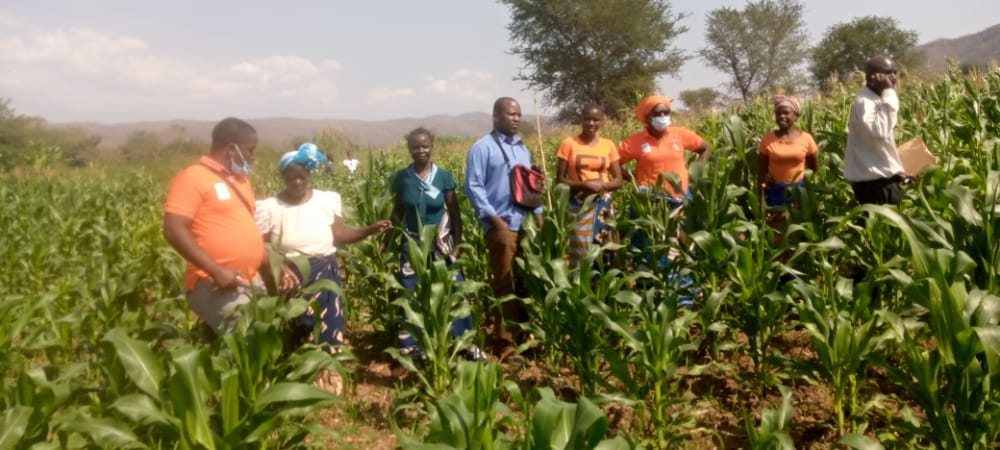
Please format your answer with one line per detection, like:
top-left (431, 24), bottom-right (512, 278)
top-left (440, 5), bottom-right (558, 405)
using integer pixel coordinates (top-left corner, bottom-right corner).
top-left (315, 326), bottom-right (905, 449)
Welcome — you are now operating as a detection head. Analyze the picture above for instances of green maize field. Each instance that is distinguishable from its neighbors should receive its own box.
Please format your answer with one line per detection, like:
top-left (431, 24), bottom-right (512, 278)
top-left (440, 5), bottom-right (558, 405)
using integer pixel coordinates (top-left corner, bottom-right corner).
top-left (2, 68), bottom-right (1000, 449)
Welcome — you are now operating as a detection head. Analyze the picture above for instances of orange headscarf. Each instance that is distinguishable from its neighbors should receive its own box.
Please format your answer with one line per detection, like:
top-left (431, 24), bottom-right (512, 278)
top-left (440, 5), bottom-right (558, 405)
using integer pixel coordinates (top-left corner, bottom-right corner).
top-left (634, 95), bottom-right (672, 122)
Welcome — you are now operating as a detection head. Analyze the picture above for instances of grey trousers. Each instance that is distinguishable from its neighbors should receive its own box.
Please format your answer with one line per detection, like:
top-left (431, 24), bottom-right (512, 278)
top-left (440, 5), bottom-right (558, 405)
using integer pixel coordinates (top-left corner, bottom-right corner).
top-left (185, 278), bottom-right (253, 335)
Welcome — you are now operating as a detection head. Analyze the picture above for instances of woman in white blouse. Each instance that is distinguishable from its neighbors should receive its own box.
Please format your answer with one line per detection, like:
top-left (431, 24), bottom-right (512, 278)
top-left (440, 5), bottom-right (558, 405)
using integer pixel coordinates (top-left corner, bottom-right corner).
top-left (256, 143), bottom-right (390, 352)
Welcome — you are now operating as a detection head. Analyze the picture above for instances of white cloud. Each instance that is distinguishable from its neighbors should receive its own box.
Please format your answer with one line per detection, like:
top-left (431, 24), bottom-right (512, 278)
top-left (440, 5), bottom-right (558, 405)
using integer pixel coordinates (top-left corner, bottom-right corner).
top-left (423, 68), bottom-right (495, 101)
top-left (0, 18), bottom-right (341, 121)
top-left (0, 12), bottom-right (26, 28)
top-left (368, 87), bottom-right (416, 101)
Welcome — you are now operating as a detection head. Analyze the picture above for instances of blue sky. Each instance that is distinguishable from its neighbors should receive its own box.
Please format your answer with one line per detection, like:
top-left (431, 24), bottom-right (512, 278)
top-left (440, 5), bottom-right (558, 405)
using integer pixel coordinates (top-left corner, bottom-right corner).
top-left (1, 0), bottom-right (997, 123)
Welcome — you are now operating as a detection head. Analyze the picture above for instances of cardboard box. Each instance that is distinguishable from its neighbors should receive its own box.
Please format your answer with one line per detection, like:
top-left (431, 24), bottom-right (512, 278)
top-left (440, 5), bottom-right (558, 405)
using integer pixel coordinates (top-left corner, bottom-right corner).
top-left (897, 137), bottom-right (938, 177)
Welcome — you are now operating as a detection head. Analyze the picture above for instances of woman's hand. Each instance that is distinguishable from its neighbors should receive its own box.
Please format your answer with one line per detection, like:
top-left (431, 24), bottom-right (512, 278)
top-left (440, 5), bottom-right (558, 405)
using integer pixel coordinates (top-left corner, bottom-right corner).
top-left (368, 220), bottom-right (392, 236)
top-left (279, 264), bottom-right (300, 291)
top-left (583, 180), bottom-right (604, 194)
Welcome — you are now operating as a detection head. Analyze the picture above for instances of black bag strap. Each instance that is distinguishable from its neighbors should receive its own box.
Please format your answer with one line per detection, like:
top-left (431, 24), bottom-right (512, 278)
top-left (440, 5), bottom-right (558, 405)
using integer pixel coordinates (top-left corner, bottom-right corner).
top-left (491, 131), bottom-right (546, 176)
top-left (490, 131), bottom-right (513, 169)
top-left (198, 162), bottom-right (254, 216)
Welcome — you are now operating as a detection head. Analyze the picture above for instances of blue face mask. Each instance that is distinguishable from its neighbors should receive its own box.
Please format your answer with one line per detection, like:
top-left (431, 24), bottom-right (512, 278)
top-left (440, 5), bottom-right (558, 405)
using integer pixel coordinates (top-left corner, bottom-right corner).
top-left (651, 115), bottom-right (671, 131)
top-left (230, 144), bottom-right (252, 177)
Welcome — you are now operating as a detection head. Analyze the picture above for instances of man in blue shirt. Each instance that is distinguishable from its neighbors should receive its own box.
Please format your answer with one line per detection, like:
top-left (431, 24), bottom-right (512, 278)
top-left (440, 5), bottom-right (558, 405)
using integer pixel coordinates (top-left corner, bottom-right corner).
top-left (465, 97), bottom-right (542, 358)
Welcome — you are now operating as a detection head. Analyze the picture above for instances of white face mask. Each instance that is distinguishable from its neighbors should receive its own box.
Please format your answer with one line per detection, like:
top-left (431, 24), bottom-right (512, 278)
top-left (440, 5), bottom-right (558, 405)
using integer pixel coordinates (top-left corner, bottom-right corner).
top-left (230, 144), bottom-right (252, 177)
top-left (651, 115), bottom-right (671, 130)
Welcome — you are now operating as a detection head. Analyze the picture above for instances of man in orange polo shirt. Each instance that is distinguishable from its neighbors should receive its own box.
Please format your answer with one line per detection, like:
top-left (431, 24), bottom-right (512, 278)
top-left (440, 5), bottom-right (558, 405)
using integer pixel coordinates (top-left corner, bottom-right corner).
top-left (163, 117), bottom-right (265, 334)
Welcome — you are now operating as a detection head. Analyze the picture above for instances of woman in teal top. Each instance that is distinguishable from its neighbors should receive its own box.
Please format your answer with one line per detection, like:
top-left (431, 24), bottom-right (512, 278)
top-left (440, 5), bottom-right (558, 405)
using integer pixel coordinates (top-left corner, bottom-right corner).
top-left (391, 127), bottom-right (483, 361)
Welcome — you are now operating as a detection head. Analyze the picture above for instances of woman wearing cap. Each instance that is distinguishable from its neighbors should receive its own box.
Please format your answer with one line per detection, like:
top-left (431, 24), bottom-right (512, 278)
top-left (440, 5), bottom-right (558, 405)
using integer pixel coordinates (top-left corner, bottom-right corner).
top-left (618, 95), bottom-right (711, 259)
top-left (255, 143), bottom-right (390, 390)
top-left (758, 95), bottom-right (818, 226)
top-left (618, 95), bottom-right (712, 205)
top-left (617, 96), bottom-right (710, 305)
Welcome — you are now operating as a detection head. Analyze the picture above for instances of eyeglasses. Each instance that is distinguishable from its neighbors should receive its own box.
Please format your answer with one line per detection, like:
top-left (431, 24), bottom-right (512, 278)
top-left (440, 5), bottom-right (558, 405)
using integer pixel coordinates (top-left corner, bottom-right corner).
top-left (649, 110), bottom-right (671, 117)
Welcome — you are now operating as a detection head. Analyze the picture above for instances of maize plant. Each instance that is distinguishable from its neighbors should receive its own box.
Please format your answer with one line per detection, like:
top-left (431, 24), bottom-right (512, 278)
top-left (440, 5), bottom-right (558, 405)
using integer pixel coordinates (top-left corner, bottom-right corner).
top-left (516, 184), bottom-right (626, 390)
top-left (397, 361), bottom-right (519, 450)
top-left (744, 386), bottom-right (794, 450)
top-left (387, 224), bottom-right (485, 400)
top-left (873, 205), bottom-right (1000, 449)
top-left (87, 298), bottom-right (342, 449)
top-left (596, 285), bottom-right (700, 449)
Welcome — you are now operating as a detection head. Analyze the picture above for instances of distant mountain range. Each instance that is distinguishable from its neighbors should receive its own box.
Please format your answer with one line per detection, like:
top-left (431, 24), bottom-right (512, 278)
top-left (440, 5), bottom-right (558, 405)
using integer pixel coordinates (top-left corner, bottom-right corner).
top-left (62, 112), bottom-right (544, 150)
top-left (918, 23), bottom-right (1000, 73)
top-left (58, 23), bottom-right (999, 150)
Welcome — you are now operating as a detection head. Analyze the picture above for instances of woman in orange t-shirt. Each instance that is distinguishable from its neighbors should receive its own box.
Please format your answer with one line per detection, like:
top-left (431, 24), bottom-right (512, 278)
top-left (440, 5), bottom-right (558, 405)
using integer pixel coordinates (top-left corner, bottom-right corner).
top-left (556, 103), bottom-right (623, 268)
top-left (618, 95), bottom-right (710, 305)
top-left (618, 95), bottom-right (712, 206)
top-left (757, 95), bottom-right (818, 207)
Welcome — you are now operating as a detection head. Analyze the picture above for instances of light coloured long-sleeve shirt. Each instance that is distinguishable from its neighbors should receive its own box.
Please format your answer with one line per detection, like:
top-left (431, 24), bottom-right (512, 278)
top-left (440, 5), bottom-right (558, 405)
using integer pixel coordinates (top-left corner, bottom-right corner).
top-left (843, 87), bottom-right (905, 182)
top-left (464, 131), bottom-right (543, 232)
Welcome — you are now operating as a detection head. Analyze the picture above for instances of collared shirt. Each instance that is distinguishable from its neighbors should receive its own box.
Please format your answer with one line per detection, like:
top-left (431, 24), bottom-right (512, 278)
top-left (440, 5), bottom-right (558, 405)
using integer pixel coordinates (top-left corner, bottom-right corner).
top-left (164, 156), bottom-right (265, 290)
top-left (844, 87), bottom-right (905, 182)
top-left (464, 131), bottom-right (542, 232)
top-left (392, 165), bottom-right (456, 233)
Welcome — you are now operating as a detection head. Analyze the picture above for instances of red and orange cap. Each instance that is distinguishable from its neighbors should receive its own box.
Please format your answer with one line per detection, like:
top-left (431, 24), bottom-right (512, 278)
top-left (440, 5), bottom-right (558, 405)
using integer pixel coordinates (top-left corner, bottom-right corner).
top-left (634, 95), bottom-right (672, 122)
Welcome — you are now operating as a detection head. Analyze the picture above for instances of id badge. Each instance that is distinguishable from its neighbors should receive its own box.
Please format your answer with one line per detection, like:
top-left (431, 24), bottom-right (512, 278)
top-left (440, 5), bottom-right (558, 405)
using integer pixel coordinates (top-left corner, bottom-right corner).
top-left (214, 182), bottom-right (232, 201)
top-left (641, 143), bottom-right (651, 154)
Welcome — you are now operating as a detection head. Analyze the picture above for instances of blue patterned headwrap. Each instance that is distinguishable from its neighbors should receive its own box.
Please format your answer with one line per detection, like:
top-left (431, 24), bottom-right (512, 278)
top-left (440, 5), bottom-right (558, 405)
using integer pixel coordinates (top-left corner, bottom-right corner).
top-left (279, 143), bottom-right (327, 172)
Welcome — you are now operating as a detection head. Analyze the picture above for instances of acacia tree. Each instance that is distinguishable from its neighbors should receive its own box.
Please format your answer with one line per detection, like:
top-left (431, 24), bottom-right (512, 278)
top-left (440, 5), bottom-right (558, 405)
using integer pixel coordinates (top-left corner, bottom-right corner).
top-left (120, 130), bottom-right (163, 161)
top-left (501, 0), bottom-right (688, 122)
top-left (0, 99), bottom-right (31, 171)
top-left (678, 88), bottom-right (721, 115)
top-left (811, 16), bottom-right (920, 91)
top-left (700, 0), bottom-right (809, 101)
top-left (0, 99), bottom-right (100, 169)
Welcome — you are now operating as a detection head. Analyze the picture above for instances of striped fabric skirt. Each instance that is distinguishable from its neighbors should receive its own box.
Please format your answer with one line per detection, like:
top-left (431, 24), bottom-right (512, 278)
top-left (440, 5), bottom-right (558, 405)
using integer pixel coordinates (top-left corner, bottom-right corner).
top-left (567, 193), bottom-right (615, 269)
top-left (291, 255), bottom-right (344, 350)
